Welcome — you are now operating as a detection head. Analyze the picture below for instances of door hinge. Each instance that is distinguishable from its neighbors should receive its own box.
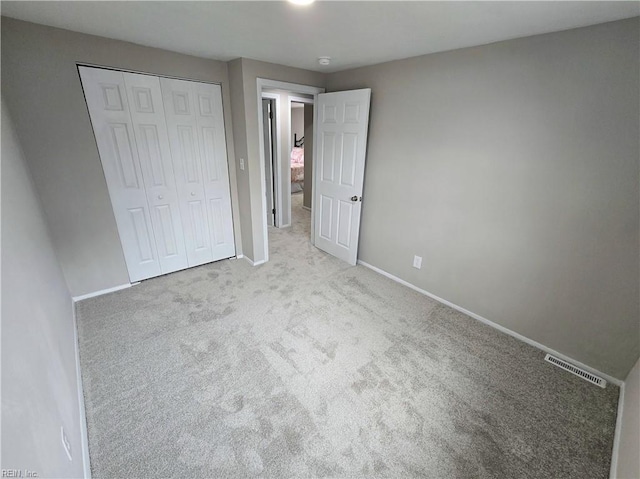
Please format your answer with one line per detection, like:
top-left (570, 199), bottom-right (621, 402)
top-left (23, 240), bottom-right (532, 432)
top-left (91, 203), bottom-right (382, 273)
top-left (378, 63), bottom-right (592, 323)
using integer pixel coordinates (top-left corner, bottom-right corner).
top-left (269, 111), bottom-right (273, 120)
top-left (272, 208), bottom-right (276, 215)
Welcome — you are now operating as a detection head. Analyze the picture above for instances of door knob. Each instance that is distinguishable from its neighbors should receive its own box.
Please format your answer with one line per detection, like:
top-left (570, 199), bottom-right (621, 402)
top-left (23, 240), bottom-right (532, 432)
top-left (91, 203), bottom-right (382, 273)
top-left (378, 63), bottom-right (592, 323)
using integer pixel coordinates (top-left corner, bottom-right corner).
top-left (191, 192), bottom-right (196, 196)
top-left (351, 195), bottom-right (358, 201)
top-left (158, 195), bottom-right (163, 200)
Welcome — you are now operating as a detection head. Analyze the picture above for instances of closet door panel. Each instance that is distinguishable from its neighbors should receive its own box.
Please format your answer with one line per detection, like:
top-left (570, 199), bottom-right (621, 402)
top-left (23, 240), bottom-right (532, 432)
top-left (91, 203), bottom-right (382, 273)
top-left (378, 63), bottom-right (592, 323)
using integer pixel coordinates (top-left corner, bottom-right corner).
top-left (79, 67), bottom-right (161, 282)
top-left (123, 72), bottom-right (189, 274)
top-left (160, 78), bottom-right (214, 267)
top-left (188, 200), bottom-right (209, 251)
top-left (193, 82), bottom-right (236, 259)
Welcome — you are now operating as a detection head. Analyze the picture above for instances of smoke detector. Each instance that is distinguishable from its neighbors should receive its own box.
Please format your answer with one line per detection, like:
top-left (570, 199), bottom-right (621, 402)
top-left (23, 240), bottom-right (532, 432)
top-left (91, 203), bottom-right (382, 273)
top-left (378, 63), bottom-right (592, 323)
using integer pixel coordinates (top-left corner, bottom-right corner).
top-left (318, 57), bottom-right (331, 66)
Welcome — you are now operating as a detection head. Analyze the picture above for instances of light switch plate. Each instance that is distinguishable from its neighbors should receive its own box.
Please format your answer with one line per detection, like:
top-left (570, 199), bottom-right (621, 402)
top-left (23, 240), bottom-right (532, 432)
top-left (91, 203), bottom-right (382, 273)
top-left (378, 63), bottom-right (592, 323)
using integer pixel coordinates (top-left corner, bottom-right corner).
top-left (239, 158), bottom-right (245, 170)
top-left (413, 255), bottom-right (422, 269)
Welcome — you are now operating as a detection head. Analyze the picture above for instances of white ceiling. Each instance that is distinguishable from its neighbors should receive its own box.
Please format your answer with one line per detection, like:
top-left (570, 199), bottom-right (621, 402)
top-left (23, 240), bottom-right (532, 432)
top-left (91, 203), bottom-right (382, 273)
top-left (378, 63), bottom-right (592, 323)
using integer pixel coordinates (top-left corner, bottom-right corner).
top-left (2, 1), bottom-right (638, 73)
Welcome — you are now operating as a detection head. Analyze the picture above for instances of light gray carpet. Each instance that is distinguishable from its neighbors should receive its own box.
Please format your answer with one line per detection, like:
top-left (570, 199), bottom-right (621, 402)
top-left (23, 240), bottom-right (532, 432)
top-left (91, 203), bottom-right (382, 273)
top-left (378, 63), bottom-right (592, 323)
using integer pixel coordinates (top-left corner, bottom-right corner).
top-left (76, 193), bottom-right (619, 478)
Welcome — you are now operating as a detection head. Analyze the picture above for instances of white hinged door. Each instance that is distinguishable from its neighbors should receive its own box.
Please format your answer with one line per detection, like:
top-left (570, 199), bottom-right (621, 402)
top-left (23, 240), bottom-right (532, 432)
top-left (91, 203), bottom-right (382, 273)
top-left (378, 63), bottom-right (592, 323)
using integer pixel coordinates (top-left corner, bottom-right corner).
top-left (314, 89), bottom-right (371, 265)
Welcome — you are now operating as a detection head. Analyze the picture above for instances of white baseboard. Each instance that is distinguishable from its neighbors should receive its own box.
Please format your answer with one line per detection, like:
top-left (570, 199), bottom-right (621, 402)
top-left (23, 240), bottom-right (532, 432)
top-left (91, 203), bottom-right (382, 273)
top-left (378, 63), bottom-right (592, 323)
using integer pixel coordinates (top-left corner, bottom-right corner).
top-left (243, 256), bottom-right (266, 267)
top-left (71, 300), bottom-right (92, 478)
top-left (610, 382), bottom-right (626, 479)
top-left (72, 283), bottom-right (132, 302)
top-left (356, 259), bottom-right (623, 388)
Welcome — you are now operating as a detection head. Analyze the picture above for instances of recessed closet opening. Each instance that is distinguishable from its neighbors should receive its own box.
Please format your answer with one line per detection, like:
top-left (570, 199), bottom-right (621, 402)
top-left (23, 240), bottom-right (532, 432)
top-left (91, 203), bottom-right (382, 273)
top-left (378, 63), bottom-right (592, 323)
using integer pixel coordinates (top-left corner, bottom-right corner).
top-left (78, 65), bottom-right (237, 282)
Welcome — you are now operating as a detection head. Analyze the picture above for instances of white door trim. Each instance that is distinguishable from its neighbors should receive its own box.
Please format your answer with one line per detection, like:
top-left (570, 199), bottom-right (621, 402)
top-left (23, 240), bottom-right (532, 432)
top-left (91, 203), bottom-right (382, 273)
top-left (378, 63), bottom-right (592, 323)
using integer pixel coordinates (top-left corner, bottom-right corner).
top-left (256, 78), bottom-right (325, 262)
top-left (261, 92), bottom-right (283, 228)
top-left (289, 96), bottom-right (314, 105)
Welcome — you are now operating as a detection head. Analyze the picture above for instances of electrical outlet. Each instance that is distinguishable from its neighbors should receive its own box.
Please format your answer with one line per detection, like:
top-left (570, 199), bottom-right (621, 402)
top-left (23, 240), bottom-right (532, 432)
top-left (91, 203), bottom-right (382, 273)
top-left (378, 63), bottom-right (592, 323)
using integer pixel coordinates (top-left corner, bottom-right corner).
top-left (413, 255), bottom-right (422, 269)
top-left (239, 158), bottom-right (245, 170)
top-left (61, 426), bottom-right (72, 462)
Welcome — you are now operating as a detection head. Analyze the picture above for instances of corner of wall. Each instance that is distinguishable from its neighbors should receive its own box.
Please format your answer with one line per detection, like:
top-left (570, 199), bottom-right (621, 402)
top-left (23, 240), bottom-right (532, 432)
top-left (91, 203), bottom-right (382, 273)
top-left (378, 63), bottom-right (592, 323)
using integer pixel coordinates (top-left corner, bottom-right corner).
top-left (71, 300), bottom-right (92, 478)
top-left (227, 58), bottom-right (255, 260)
top-left (2, 98), bottom-right (88, 477)
top-left (612, 357), bottom-right (640, 479)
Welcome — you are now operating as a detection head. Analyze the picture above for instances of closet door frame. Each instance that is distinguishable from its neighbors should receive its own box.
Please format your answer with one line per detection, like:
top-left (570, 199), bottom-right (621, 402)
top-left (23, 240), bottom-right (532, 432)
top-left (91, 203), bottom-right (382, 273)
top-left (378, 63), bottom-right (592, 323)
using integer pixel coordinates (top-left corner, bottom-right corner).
top-left (78, 63), bottom-right (238, 282)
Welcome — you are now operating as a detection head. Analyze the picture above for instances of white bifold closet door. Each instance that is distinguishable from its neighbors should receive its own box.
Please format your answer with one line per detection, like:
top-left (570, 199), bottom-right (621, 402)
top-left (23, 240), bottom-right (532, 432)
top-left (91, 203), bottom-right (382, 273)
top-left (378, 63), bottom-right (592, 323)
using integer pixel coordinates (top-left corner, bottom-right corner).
top-left (160, 78), bottom-right (236, 266)
top-left (79, 66), bottom-right (235, 282)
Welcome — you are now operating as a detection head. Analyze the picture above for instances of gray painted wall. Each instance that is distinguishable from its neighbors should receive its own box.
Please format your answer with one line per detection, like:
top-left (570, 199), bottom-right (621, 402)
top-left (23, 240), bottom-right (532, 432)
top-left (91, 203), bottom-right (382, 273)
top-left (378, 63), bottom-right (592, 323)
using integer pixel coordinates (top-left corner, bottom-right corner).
top-left (228, 58), bottom-right (324, 262)
top-left (291, 106), bottom-right (304, 147)
top-left (1, 101), bottom-right (85, 477)
top-left (303, 104), bottom-right (314, 209)
top-left (2, 16), bottom-right (637, 379)
top-left (617, 357), bottom-right (640, 478)
top-left (1, 17), bottom-right (242, 297)
top-left (327, 18), bottom-right (639, 379)
top-left (228, 59), bottom-right (254, 260)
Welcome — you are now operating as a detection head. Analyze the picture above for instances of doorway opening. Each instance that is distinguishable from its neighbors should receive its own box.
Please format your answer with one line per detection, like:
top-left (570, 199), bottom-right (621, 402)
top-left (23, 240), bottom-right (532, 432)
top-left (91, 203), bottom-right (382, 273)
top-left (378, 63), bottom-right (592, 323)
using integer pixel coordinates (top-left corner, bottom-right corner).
top-left (257, 81), bottom-right (372, 267)
top-left (257, 79), bottom-right (325, 261)
top-left (290, 101), bottom-right (305, 197)
top-left (288, 98), bottom-right (314, 225)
